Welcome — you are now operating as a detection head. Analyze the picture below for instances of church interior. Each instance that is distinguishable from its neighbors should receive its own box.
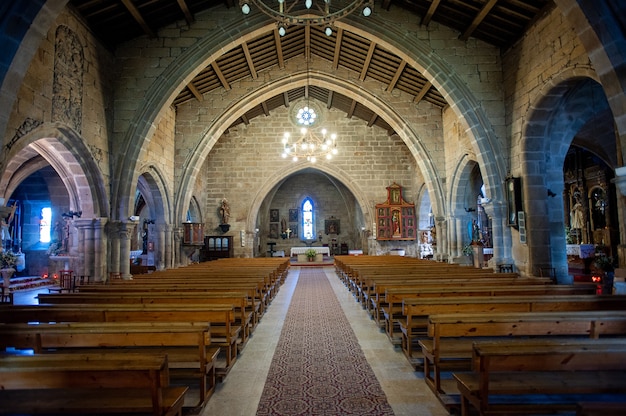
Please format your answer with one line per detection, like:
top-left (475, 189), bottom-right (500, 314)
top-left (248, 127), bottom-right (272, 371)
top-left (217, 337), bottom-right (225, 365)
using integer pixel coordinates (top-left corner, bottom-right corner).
top-left (1, 0), bottom-right (626, 415)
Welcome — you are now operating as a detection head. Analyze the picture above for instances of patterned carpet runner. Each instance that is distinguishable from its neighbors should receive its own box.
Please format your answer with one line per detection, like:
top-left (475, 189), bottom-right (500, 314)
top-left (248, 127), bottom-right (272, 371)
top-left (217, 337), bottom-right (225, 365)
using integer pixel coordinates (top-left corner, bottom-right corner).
top-left (256, 267), bottom-right (395, 416)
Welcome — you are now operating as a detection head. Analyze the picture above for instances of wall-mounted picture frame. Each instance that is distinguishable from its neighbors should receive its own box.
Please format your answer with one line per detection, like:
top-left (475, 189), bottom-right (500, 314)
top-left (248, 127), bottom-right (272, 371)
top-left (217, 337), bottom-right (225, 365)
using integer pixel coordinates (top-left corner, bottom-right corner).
top-left (289, 223), bottom-right (298, 239)
top-left (506, 177), bottom-right (522, 228)
top-left (325, 218), bottom-right (340, 235)
top-left (269, 223), bottom-right (279, 239)
top-left (289, 209), bottom-right (298, 222)
top-left (270, 209), bottom-right (279, 223)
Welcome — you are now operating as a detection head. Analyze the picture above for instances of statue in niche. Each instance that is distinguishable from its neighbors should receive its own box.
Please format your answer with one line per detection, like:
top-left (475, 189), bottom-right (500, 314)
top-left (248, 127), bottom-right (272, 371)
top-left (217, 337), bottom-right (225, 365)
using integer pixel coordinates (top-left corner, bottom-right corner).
top-left (220, 199), bottom-right (230, 224)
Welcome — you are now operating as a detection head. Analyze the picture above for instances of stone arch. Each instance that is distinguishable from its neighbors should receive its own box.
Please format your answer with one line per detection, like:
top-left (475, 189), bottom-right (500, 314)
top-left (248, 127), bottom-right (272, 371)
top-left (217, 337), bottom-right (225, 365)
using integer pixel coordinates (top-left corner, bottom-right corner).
top-left (0, 122), bottom-right (109, 218)
top-left (243, 163), bottom-right (373, 242)
top-left (112, 14), bottom-right (503, 229)
top-left (522, 68), bottom-right (610, 280)
top-left (447, 155), bottom-right (480, 256)
top-left (553, 0), bottom-right (626, 155)
top-left (174, 69), bottom-right (445, 229)
top-left (135, 165), bottom-right (172, 225)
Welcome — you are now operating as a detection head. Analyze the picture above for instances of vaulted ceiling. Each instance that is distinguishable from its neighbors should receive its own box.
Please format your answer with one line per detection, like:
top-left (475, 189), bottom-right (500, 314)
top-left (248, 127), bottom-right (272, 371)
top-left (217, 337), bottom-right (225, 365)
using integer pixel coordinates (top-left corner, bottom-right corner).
top-left (69, 0), bottom-right (553, 134)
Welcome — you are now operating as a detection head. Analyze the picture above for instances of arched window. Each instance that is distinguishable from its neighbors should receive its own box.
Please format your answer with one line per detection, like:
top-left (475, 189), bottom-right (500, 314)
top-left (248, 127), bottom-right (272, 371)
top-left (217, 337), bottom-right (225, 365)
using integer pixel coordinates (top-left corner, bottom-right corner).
top-left (302, 198), bottom-right (314, 239)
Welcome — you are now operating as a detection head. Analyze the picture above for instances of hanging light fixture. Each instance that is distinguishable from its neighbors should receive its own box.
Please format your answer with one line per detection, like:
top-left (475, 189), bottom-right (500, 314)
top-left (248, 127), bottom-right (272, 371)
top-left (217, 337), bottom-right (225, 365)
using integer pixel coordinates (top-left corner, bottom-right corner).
top-left (239, 0), bottom-right (374, 37)
top-left (280, 58), bottom-right (338, 163)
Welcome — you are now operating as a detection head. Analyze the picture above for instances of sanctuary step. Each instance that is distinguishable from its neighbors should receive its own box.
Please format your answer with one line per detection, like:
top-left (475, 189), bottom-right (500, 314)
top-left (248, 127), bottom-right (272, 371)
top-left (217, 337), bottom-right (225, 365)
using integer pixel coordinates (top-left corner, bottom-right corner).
top-left (3, 276), bottom-right (56, 292)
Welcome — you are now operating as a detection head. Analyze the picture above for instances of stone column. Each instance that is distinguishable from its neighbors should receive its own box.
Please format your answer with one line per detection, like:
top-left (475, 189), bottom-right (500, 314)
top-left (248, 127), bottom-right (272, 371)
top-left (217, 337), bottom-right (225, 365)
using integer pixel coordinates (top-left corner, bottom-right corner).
top-left (483, 201), bottom-right (510, 268)
top-left (173, 227), bottom-right (182, 268)
top-left (157, 224), bottom-right (166, 270)
top-left (164, 223), bottom-right (173, 269)
top-left (107, 221), bottom-right (120, 282)
top-left (435, 216), bottom-right (447, 262)
top-left (612, 166), bottom-right (626, 268)
top-left (119, 223), bottom-right (132, 280)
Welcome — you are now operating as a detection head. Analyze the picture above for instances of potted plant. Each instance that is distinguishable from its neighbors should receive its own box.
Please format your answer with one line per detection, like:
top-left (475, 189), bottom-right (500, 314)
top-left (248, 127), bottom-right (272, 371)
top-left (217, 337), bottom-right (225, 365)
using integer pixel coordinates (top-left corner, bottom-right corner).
top-left (0, 250), bottom-right (18, 287)
top-left (594, 255), bottom-right (615, 294)
top-left (305, 248), bottom-right (317, 262)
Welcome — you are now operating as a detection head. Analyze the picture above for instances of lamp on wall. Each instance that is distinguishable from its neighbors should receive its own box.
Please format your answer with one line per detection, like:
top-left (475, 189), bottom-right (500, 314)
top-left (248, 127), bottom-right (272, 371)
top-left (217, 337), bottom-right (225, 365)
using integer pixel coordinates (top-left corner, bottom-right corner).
top-left (239, 0), bottom-right (373, 37)
top-left (280, 57), bottom-right (338, 163)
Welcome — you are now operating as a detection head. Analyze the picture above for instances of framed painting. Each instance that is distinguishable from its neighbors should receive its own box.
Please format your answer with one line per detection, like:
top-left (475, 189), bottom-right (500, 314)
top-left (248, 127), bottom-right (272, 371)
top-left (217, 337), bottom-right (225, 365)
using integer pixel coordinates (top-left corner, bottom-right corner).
top-left (325, 218), bottom-right (340, 235)
top-left (269, 223), bottom-right (279, 239)
top-left (506, 177), bottom-right (522, 228)
top-left (270, 209), bottom-right (279, 223)
top-left (289, 223), bottom-right (298, 239)
top-left (289, 209), bottom-right (298, 222)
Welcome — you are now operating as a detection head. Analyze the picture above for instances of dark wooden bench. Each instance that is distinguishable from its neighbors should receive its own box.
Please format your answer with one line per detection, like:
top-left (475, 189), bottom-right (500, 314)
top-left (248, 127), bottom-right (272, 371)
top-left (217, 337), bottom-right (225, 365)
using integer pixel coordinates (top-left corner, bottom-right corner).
top-left (0, 352), bottom-right (188, 416)
top-left (398, 294), bottom-right (626, 355)
top-left (0, 321), bottom-right (216, 407)
top-left (0, 303), bottom-right (240, 378)
top-left (576, 402), bottom-right (626, 415)
top-left (420, 310), bottom-right (626, 396)
top-left (454, 339), bottom-right (626, 416)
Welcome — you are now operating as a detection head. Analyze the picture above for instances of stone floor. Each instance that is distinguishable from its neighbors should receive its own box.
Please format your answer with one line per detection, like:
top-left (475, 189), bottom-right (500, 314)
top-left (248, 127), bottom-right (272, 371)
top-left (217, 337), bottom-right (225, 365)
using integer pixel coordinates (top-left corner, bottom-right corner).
top-left (200, 267), bottom-right (449, 416)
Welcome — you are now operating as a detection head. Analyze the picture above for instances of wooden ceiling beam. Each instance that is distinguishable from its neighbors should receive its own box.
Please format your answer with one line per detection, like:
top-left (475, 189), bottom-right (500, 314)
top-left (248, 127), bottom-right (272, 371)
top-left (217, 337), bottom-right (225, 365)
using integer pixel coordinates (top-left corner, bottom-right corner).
top-left (241, 113), bottom-right (249, 125)
top-left (367, 113), bottom-right (378, 127)
top-left (332, 28), bottom-right (343, 70)
top-left (422, 0), bottom-right (441, 26)
top-left (211, 62), bottom-right (231, 91)
top-left (283, 92), bottom-right (290, 108)
top-left (326, 90), bottom-right (333, 109)
top-left (386, 60), bottom-right (407, 92)
top-left (347, 100), bottom-right (357, 118)
top-left (120, 0), bottom-right (156, 38)
top-left (413, 80), bottom-right (432, 104)
top-left (274, 29), bottom-right (285, 69)
top-left (242, 42), bottom-right (258, 79)
top-left (187, 82), bottom-right (203, 102)
top-left (460, 0), bottom-right (499, 41)
top-left (305, 25), bottom-right (311, 62)
top-left (261, 101), bottom-right (269, 116)
top-left (359, 42), bottom-right (376, 81)
top-left (176, 0), bottom-right (194, 25)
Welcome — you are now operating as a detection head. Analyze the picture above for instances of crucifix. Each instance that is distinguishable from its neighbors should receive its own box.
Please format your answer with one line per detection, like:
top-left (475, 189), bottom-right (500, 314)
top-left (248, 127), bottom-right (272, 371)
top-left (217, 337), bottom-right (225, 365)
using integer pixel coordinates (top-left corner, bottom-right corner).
top-left (285, 228), bottom-right (291, 239)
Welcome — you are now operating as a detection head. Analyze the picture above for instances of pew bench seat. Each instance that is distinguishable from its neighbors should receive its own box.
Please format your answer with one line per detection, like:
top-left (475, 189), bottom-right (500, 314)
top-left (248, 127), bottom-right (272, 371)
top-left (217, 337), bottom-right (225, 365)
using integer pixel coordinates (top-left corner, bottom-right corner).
top-left (454, 339), bottom-right (626, 416)
top-left (0, 353), bottom-right (187, 416)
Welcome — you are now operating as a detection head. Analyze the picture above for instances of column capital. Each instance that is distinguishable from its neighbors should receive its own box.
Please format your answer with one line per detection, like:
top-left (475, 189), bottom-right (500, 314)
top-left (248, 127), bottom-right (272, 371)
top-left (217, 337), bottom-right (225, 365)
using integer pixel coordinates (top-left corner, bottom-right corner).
top-left (613, 166), bottom-right (626, 196)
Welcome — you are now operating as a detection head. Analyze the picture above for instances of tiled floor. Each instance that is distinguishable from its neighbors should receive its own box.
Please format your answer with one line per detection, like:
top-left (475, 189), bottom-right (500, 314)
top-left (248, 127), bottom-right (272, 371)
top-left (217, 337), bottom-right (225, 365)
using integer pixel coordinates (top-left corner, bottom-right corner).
top-left (201, 267), bottom-right (449, 416)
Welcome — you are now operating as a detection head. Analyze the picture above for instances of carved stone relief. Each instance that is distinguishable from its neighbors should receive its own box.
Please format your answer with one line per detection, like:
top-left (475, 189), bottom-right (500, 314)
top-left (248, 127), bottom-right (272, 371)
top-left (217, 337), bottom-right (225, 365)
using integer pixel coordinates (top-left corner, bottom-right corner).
top-left (52, 25), bottom-right (84, 133)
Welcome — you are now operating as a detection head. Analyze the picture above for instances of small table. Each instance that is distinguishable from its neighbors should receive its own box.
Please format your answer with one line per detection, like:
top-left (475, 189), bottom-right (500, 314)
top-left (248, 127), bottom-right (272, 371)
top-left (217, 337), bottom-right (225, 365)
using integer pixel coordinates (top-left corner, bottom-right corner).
top-left (267, 242), bottom-right (277, 257)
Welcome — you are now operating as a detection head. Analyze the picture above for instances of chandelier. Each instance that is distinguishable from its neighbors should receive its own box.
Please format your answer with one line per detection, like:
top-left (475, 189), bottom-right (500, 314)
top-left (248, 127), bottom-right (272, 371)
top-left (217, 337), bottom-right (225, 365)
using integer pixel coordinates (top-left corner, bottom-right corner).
top-left (281, 126), bottom-right (338, 162)
top-left (239, 0), bottom-right (374, 36)
top-left (280, 56), bottom-right (338, 162)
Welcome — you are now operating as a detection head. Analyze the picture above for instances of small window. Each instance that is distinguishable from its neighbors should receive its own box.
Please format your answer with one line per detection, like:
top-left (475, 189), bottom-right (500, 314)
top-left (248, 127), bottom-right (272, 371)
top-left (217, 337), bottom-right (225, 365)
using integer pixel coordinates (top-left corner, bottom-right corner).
top-left (302, 198), bottom-right (314, 239)
top-left (40, 207), bottom-right (52, 243)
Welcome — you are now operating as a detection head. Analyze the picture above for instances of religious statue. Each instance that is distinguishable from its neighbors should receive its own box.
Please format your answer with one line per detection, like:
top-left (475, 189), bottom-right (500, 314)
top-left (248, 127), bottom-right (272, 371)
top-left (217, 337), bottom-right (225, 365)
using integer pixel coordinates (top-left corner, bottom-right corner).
top-left (219, 198), bottom-right (230, 224)
top-left (570, 200), bottom-right (584, 230)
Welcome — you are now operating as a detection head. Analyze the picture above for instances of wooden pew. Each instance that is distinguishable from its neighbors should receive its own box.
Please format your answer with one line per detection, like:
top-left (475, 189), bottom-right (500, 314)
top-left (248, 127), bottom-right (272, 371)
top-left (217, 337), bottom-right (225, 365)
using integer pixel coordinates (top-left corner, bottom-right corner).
top-left (372, 283), bottom-right (595, 328)
top-left (0, 352), bottom-right (188, 416)
top-left (0, 303), bottom-right (240, 378)
top-left (420, 310), bottom-right (626, 396)
top-left (0, 321), bottom-right (216, 407)
top-left (454, 339), bottom-right (626, 416)
top-left (38, 291), bottom-right (256, 346)
top-left (398, 294), bottom-right (626, 353)
top-left (576, 402), bottom-right (626, 416)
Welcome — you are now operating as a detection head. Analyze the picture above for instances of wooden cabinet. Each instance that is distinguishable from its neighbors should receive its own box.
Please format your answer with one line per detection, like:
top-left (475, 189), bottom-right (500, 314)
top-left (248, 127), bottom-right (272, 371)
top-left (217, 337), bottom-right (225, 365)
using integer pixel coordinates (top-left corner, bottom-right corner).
top-left (375, 183), bottom-right (417, 241)
top-left (182, 223), bottom-right (204, 245)
top-left (203, 236), bottom-right (233, 260)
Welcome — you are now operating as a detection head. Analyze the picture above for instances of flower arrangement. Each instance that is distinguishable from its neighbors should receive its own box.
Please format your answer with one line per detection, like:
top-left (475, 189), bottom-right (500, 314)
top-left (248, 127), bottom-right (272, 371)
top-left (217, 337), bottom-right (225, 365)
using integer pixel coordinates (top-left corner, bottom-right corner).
top-left (0, 250), bottom-right (17, 269)
top-left (594, 255), bottom-right (615, 273)
top-left (305, 248), bottom-right (317, 259)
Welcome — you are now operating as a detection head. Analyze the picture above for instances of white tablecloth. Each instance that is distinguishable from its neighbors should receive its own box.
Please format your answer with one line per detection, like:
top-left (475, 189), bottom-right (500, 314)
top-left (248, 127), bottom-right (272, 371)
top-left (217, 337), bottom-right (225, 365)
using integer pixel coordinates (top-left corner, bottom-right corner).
top-left (290, 247), bottom-right (330, 256)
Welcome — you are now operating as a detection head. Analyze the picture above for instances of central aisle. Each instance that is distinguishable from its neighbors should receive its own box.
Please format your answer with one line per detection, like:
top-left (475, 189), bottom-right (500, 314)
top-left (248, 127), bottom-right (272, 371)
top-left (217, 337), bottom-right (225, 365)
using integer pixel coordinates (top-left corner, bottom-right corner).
top-left (200, 267), bottom-right (448, 416)
top-left (255, 267), bottom-right (394, 415)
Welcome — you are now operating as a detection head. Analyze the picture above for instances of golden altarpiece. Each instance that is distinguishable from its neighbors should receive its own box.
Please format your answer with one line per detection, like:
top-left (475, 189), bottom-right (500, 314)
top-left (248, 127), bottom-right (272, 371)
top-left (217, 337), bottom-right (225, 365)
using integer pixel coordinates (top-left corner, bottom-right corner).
top-left (375, 183), bottom-right (417, 241)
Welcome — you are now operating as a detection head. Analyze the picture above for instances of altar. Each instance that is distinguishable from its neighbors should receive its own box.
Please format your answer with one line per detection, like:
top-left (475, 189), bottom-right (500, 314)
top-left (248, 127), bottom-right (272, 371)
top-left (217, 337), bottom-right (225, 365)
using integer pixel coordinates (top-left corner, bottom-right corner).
top-left (290, 247), bottom-right (330, 257)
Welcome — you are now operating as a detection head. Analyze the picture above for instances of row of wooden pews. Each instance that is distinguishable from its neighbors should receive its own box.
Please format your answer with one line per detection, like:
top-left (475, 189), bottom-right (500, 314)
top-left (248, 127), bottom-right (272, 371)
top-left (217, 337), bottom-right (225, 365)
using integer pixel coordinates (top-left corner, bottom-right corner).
top-left (0, 257), bottom-right (290, 415)
top-left (334, 255), bottom-right (626, 415)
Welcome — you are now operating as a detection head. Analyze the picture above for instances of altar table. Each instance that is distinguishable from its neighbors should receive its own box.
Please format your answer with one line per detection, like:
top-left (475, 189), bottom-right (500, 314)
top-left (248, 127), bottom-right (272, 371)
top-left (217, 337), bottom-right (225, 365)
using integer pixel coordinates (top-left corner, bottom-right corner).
top-left (290, 247), bottom-right (330, 257)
